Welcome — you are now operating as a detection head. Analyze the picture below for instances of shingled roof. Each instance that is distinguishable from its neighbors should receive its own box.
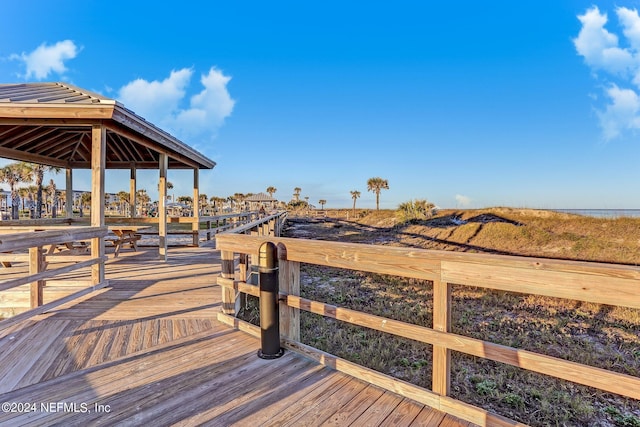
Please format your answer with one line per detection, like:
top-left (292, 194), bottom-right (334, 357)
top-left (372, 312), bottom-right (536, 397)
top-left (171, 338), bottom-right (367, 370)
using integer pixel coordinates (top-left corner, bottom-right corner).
top-left (0, 82), bottom-right (215, 170)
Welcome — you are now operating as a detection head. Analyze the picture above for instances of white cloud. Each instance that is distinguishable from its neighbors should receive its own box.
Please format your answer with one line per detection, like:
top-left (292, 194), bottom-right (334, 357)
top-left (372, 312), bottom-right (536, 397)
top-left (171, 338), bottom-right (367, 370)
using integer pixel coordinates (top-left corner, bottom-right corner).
top-left (617, 7), bottom-right (640, 51)
top-left (117, 67), bottom-right (235, 144)
top-left (573, 7), bottom-right (634, 75)
top-left (11, 40), bottom-right (79, 80)
top-left (597, 84), bottom-right (640, 140)
top-left (118, 68), bottom-right (193, 124)
top-left (574, 6), bottom-right (640, 140)
top-left (455, 194), bottom-right (472, 207)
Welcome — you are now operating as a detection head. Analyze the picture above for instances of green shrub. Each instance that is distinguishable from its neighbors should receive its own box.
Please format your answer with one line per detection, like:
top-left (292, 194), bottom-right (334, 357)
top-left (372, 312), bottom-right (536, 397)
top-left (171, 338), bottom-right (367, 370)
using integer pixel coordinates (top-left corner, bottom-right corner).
top-left (396, 199), bottom-right (436, 223)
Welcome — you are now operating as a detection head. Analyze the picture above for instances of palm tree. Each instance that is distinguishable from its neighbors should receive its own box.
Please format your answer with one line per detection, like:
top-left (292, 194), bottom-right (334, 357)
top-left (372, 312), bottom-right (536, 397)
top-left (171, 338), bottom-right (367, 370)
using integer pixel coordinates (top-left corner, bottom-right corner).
top-left (18, 187), bottom-right (29, 215)
top-left (233, 193), bottom-right (245, 211)
top-left (24, 163), bottom-right (60, 218)
top-left (266, 186), bottom-right (277, 198)
top-left (210, 196), bottom-right (226, 212)
top-left (350, 190), bottom-right (360, 216)
top-left (58, 190), bottom-right (66, 215)
top-left (25, 185), bottom-right (39, 218)
top-left (293, 187), bottom-right (301, 202)
top-left (177, 196), bottom-right (193, 205)
top-left (79, 192), bottom-right (91, 217)
top-left (367, 177), bottom-right (389, 211)
top-left (117, 191), bottom-right (130, 216)
top-left (157, 181), bottom-right (174, 193)
top-left (136, 189), bottom-right (150, 216)
top-left (0, 163), bottom-right (32, 219)
top-left (318, 199), bottom-right (327, 209)
top-left (47, 179), bottom-right (57, 218)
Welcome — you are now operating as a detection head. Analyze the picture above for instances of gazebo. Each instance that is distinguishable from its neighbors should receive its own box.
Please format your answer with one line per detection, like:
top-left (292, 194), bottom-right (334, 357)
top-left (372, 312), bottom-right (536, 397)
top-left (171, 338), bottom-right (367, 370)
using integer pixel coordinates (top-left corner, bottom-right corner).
top-left (244, 192), bottom-right (277, 211)
top-left (0, 82), bottom-right (216, 274)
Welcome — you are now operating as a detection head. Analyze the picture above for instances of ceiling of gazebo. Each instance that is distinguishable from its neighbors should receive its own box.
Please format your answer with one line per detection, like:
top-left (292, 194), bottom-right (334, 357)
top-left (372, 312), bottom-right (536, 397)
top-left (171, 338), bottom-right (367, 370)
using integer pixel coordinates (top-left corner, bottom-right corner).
top-left (0, 82), bottom-right (216, 170)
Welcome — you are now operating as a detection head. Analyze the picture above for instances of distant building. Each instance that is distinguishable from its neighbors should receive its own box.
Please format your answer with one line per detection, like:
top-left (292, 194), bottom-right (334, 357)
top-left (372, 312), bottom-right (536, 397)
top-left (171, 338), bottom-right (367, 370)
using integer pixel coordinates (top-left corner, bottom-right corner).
top-left (244, 192), bottom-right (278, 211)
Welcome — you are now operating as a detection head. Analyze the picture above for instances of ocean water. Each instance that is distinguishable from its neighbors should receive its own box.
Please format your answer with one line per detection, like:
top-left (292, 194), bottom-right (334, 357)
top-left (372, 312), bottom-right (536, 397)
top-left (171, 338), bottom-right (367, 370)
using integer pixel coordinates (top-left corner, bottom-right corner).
top-left (551, 209), bottom-right (640, 218)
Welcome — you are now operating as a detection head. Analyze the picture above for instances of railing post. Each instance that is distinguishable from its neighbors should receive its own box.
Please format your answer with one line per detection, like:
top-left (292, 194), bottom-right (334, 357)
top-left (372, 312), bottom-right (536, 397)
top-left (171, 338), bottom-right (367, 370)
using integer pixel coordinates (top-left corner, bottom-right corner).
top-left (432, 276), bottom-right (451, 396)
top-left (278, 244), bottom-right (300, 343)
top-left (221, 250), bottom-right (237, 315)
top-left (237, 253), bottom-right (249, 312)
top-left (258, 242), bottom-right (284, 359)
top-left (29, 246), bottom-right (45, 308)
top-left (206, 220), bottom-right (212, 240)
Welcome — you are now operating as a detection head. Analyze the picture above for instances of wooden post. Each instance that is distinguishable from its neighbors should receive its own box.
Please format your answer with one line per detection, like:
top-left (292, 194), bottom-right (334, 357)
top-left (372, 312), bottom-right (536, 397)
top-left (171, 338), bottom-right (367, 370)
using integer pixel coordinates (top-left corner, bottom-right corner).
top-left (65, 168), bottom-right (73, 218)
top-left (29, 246), bottom-right (44, 308)
top-left (91, 124), bottom-right (106, 286)
top-left (432, 277), bottom-right (451, 395)
top-left (158, 154), bottom-right (168, 261)
top-left (129, 164), bottom-right (136, 218)
top-left (206, 220), bottom-right (212, 241)
top-left (237, 253), bottom-right (249, 314)
top-left (221, 250), bottom-right (237, 315)
top-left (278, 244), bottom-right (300, 342)
top-left (192, 168), bottom-right (200, 247)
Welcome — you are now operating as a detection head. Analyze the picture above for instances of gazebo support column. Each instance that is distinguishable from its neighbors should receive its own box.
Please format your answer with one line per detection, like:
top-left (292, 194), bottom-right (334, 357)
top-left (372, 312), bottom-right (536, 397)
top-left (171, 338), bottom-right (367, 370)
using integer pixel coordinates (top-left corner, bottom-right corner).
top-left (158, 153), bottom-right (168, 261)
top-left (91, 124), bottom-right (105, 285)
top-left (192, 168), bottom-right (200, 247)
top-left (129, 164), bottom-right (136, 218)
top-left (65, 168), bottom-right (73, 219)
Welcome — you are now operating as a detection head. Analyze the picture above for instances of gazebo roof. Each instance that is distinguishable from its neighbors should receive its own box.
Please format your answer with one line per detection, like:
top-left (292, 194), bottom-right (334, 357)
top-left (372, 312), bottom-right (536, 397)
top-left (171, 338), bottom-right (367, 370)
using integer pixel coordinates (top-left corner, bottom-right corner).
top-left (0, 82), bottom-right (215, 170)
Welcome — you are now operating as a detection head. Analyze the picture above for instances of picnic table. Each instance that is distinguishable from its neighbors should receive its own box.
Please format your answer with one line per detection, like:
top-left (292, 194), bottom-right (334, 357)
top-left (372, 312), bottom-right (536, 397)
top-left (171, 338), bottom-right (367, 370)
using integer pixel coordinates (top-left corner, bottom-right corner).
top-left (107, 226), bottom-right (150, 257)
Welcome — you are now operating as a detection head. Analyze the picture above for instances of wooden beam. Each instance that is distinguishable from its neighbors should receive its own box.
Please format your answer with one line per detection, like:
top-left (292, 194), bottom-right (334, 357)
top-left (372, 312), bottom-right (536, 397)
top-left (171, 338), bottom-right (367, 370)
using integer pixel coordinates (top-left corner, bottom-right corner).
top-left (129, 165), bottom-right (136, 219)
top-left (221, 250), bottom-right (237, 315)
top-left (29, 246), bottom-right (44, 308)
top-left (279, 256), bottom-right (300, 343)
top-left (65, 168), bottom-right (73, 218)
top-left (91, 124), bottom-right (105, 285)
top-left (158, 153), bottom-right (168, 260)
top-left (0, 147), bottom-right (69, 168)
top-left (432, 278), bottom-right (451, 396)
top-left (192, 168), bottom-right (200, 247)
top-left (0, 117), bottom-right (100, 126)
top-left (0, 105), bottom-right (114, 120)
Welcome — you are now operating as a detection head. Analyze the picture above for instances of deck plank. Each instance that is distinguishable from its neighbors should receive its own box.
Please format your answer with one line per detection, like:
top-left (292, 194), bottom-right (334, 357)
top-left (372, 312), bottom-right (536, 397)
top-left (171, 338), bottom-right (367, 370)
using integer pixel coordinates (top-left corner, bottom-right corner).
top-left (410, 405), bottom-right (448, 426)
top-left (379, 398), bottom-right (424, 426)
top-left (352, 391), bottom-right (404, 426)
top-left (319, 384), bottom-right (386, 426)
top-left (282, 376), bottom-right (370, 426)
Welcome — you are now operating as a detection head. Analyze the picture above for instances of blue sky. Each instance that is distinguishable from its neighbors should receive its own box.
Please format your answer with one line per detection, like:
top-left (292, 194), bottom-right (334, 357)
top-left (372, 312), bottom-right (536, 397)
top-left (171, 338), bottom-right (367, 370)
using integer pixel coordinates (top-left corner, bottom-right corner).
top-left (1, 1), bottom-right (640, 209)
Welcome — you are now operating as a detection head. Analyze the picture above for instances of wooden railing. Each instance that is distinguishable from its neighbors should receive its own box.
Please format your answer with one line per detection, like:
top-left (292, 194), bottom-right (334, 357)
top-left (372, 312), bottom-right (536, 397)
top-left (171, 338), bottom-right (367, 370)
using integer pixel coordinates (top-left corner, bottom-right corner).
top-left (71, 212), bottom-right (265, 246)
top-left (218, 211), bottom-right (287, 237)
top-left (0, 226), bottom-right (108, 326)
top-left (215, 234), bottom-right (640, 427)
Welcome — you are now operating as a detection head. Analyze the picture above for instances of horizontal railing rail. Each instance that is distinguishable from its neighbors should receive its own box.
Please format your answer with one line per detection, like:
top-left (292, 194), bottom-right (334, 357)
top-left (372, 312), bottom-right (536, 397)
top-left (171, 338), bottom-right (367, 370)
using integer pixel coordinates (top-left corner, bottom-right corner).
top-left (219, 211), bottom-right (288, 236)
top-left (216, 234), bottom-right (640, 427)
top-left (0, 226), bottom-right (108, 327)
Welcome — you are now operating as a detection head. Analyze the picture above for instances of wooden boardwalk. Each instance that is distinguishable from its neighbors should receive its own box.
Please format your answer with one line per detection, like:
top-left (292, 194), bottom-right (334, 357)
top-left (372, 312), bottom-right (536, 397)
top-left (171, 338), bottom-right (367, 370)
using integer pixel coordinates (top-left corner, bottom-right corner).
top-left (0, 245), bottom-right (472, 426)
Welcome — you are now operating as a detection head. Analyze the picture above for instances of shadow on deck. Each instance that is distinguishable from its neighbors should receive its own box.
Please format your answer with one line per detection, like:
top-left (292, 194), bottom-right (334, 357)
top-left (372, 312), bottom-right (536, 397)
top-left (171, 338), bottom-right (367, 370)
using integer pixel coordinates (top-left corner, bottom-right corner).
top-left (0, 246), bottom-right (471, 426)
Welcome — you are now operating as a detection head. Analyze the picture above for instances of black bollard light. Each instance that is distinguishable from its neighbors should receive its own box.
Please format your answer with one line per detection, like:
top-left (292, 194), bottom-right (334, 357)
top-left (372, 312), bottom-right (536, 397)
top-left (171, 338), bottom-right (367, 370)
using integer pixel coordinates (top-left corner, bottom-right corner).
top-left (257, 241), bottom-right (284, 359)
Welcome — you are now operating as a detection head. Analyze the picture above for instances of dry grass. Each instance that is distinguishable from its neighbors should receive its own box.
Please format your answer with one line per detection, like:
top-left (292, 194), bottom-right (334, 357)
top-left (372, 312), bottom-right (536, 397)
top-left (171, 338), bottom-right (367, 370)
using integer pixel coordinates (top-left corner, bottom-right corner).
top-left (239, 208), bottom-right (640, 426)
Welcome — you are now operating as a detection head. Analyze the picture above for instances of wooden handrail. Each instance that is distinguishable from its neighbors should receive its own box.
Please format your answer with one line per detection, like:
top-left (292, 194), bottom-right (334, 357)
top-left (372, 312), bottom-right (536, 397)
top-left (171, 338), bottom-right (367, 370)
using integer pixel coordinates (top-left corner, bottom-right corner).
top-left (216, 235), bottom-right (640, 309)
top-left (0, 227), bottom-right (107, 253)
top-left (216, 233), bottom-right (640, 426)
top-left (0, 226), bottom-right (109, 322)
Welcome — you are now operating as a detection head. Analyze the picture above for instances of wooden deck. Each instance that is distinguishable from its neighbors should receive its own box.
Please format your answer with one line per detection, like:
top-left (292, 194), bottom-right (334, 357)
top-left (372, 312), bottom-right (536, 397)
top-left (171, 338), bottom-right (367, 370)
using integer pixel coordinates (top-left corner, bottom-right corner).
top-left (0, 245), bottom-right (471, 426)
